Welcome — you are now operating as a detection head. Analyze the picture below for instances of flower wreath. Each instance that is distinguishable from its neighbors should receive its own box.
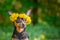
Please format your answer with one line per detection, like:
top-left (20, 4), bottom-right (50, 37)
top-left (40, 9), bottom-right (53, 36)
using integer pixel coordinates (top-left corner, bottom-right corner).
top-left (10, 13), bottom-right (31, 25)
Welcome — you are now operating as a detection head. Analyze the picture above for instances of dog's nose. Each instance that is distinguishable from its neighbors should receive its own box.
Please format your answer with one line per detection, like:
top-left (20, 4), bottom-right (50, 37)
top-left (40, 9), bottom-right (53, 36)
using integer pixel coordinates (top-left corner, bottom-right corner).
top-left (22, 24), bottom-right (25, 28)
top-left (19, 23), bottom-right (25, 28)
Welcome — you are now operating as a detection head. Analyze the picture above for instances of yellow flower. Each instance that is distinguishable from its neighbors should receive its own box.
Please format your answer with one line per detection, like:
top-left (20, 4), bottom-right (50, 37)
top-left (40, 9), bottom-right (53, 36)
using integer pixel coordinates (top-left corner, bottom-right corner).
top-left (10, 13), bottom-right (19, 22)
top-left (19, 13), bottom-right (31, 24)
top-left (41, 34), bottom-right (45, 40)
top-left (26, 17), bottom-right (31, 24)
top-left (10, 13), bottom-right (31, 25)
top-left (19, 13), bottom-right (27, 19)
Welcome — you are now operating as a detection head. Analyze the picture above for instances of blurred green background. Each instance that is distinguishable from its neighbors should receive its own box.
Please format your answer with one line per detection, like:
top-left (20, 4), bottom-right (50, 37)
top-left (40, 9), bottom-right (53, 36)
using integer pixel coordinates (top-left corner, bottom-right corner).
top-left (0, 0), bottom-right (60, 40)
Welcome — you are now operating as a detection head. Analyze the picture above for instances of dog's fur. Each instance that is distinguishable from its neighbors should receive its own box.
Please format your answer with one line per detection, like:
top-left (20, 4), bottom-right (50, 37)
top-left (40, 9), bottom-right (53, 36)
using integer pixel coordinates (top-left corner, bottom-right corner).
top-left (12, 18), bottom-right (29, 40)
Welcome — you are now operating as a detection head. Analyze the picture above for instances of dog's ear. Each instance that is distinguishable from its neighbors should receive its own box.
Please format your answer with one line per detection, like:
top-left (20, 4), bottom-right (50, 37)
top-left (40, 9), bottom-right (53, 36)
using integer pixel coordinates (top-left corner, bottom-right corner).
top-left (26, 9), bottom-right (32, 16)
top-left (8, 11), bottom-right (12, 15)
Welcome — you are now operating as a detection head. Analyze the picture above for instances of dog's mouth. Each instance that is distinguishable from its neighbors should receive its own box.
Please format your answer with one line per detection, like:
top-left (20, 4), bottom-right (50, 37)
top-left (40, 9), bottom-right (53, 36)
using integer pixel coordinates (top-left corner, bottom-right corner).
top-left (14, 22), bottom-right (25, 33)
top-left (18, 23), bottom-right (25, 28)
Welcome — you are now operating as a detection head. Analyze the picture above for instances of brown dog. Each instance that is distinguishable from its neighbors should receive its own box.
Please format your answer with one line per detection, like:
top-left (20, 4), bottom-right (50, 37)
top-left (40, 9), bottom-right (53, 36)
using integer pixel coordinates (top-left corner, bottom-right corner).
top-left (8, 9), bottom-right (32, 40)
top-left (12, 17), bottom-right (29, 40)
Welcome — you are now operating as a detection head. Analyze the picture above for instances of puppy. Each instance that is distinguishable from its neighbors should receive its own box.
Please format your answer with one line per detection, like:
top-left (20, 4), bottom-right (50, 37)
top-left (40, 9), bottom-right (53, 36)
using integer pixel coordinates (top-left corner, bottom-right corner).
top-left (8, 9), bottom-right (32, 40)
top-left (12, 17), bottom-right (29, 40)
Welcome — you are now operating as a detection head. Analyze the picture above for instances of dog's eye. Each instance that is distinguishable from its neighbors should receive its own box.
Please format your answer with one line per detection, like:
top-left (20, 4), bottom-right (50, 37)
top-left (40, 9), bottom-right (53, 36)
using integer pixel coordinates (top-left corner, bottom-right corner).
top-left (21, 18), bottom-right (26, 21)
top-left (21, 18), bottom-right (24, 20)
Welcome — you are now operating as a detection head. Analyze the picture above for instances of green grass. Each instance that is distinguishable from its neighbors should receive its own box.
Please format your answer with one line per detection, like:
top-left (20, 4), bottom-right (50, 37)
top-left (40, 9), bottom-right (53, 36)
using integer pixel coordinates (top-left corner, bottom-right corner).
top-left (0, 23), bottom-right (60, 40)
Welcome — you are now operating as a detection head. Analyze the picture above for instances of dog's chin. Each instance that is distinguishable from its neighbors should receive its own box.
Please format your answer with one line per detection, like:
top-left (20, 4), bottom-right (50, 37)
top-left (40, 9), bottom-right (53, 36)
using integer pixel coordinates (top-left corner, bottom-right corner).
top-left (15, 26), bottom-right (25, 33)
top-left (16, 27), bottom-right (24, 33)
top-left (19, 28), bottom-right (24, 33)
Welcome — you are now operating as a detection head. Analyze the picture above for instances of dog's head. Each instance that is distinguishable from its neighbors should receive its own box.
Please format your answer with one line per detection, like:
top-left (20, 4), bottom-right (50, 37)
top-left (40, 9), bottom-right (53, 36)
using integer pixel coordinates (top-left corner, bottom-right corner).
top-left (14, 17), bottom-right (26, 29)
top-left (8, 9), bottom-right (32, 33)
top-left (14, 17), bottom-right (26, 33)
